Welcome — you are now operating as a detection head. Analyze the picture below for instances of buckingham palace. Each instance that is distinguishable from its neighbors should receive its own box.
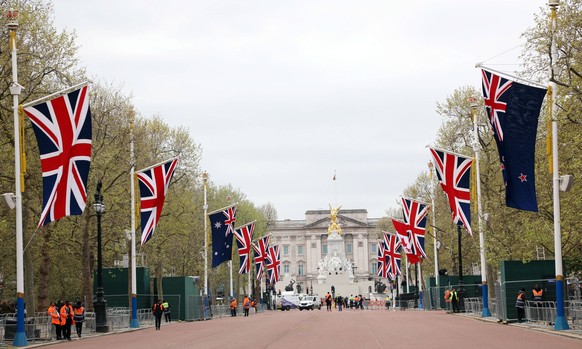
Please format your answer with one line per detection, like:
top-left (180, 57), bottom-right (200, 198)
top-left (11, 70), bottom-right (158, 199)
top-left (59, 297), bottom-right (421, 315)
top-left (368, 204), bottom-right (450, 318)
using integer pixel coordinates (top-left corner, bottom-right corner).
top-left (267, 208), bottom-right (382, 295)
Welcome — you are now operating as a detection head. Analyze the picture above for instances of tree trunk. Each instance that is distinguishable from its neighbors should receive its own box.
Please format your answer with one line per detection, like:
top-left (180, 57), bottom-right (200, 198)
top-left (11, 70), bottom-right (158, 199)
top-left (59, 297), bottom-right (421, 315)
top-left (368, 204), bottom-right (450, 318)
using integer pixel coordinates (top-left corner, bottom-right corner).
top-left (37, 227), bottom-right (51, 312)
top-left (156, 259), bottom-right (163, 301)
top-left (82, 211), bottom-right (93, 310)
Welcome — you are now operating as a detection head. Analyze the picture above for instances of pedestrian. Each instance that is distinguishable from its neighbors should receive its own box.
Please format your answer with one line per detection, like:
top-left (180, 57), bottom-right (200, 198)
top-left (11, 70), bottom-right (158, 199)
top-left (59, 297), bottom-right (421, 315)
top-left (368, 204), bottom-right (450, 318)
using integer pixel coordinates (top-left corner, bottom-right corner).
top-left (243, 295), bottom-right (251, 317)
top-left (325, 292), bottom-right (332, 311)
top-left (358, 295), bottom-right (364, 310)
top-left (230, 297), bottom-right (238, 317)
top-left (60, 300), bottom-right (75, 341)
top-left (152, 299), bottom-right (164, 330)
top-left (532, 284), bottom-right (544, 304)
top-left (72, 301), bottom-right (85, 338)
top-left (251, 299), bottom-right (257, 313)
top-left (444, 288), bottom-right (451, 312)
top-left (47, 302), bottom-right (61, 340)
top-left (162, 299), bottom-right (171, 322)
top-left (385, 294), bottom-right (391, 309)
top-left (450, 288), bottom-right (460, 313)
top-left (516, 288), bottom-right (526, 323)
top-left (337, 295), bottom-right (343, 311)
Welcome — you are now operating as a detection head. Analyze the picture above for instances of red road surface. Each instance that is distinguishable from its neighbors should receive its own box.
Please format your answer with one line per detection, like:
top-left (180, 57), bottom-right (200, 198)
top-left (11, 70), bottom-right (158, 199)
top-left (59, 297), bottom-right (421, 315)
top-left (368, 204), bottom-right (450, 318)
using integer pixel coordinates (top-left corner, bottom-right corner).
top-left (32, 310), bottom-right (582, 349)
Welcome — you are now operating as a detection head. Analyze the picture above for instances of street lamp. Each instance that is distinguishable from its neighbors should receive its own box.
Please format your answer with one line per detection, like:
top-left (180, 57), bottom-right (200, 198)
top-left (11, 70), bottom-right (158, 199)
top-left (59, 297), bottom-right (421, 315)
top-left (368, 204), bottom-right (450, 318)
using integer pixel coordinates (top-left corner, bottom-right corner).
top-left (93, 181), bottom-right (108, 333)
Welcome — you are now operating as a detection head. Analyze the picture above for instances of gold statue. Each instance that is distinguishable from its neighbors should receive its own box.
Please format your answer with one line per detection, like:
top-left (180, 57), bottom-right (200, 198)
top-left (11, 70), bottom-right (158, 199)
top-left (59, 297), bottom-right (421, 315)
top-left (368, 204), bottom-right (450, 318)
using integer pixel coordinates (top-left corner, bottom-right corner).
top-left (327, 204), bottom-right (342, 235)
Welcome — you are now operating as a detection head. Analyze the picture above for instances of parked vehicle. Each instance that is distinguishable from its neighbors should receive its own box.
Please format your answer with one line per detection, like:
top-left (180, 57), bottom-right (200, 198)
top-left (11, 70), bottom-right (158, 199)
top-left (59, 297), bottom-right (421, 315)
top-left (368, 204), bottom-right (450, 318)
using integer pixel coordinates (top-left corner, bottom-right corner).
top-left (298, 295), bottom-right (321, 311)
top-left (277, 293), bottom-right (301, 311)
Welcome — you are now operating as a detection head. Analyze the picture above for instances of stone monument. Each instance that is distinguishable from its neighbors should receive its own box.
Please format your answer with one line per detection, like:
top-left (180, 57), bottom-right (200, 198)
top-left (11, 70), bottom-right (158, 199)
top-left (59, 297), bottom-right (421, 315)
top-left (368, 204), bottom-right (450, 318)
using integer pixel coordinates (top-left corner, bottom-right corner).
top-left (313, 205), bottom-right (363, 296)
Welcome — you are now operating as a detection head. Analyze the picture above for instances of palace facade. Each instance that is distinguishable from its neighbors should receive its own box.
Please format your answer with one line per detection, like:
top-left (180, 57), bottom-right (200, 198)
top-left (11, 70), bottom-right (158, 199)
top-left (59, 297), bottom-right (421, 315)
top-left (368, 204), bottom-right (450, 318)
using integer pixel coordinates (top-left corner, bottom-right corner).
top-left (267, 209), bottom-right (382, 295)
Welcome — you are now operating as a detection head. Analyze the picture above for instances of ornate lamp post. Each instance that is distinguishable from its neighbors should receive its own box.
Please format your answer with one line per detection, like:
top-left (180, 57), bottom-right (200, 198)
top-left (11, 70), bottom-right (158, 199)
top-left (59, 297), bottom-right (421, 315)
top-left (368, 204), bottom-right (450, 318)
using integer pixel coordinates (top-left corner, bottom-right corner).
top-left (93, 181), bottom-right (109, 333)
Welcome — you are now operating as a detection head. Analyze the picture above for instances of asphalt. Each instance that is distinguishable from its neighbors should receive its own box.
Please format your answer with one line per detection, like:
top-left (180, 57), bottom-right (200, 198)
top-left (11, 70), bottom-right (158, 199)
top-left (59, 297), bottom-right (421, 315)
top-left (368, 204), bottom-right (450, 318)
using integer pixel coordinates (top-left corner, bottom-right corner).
top-left (3, 309), bottom-right (582, 349)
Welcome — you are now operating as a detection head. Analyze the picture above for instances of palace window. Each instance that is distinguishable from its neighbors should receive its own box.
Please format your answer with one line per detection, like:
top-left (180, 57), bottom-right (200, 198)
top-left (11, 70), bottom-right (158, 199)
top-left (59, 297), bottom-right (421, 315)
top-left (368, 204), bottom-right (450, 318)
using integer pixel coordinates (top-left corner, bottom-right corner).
top-left (283, 245), bottom-right (289, 256)
top-left (322, 244), bottom-right (328, 255)
top-left (346, 243), bottom-right (352, 254)
top-left (298, 264), bottom-right (304, 276)
top-left (371, 262), bottom-right (378, 275)
top-left (284, 264), bottom-right (290, 274)
top-left (371, 243), bottom-right (377, 254)
top-left (298, 245), bottom-right (304, 256)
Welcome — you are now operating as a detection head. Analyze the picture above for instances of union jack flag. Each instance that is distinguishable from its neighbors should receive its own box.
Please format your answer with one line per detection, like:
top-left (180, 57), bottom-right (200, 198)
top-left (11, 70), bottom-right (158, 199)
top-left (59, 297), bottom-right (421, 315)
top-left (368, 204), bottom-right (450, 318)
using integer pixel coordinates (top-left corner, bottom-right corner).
top-left (392, 218), bottom-right (420, 264)
top-left (482, 69), bottom-right (512, 142)
top-left (377, 241), bottom-right (387, 279)
top-left (23, 86), bottom-right (92, 227)
top-left (265, 244), bottom-right (281, 285)
top-left (210, 204), bottom-right (237, 267)
top-left (429, 147), bottom-right (473, 235)
top-left (400, 197), bottom-right (429, 260)
top-left (383, 232), bottom-right (402, 279)
top-left (253, 235), bottom-right (271, 281)
top-left (234, 221), bottom-right (255, 274)
top-left (136, 158), bottom-right (179, 245)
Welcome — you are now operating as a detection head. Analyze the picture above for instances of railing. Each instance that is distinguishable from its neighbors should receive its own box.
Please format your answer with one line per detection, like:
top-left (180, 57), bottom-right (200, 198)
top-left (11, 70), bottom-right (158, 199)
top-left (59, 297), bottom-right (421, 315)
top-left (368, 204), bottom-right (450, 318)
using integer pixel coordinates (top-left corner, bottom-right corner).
top-left (464, 297), bottom-right (484, 314)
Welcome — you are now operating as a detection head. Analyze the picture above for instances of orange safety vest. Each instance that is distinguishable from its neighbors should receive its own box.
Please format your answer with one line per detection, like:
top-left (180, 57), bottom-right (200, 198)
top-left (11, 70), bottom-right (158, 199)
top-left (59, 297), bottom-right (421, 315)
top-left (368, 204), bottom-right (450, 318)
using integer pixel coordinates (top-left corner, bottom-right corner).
top-left (533, 289), bottom-right (543, 301)
top-left (444, 290), bottom-right (451, 303)
top-left (60, 304), bottom-right (75, 326)
top-left (230, 299), bottom-right (237, 309)
top-left (243, 297), bottom-right (250, 309)
top-left (48, 305), bottom-right (60, 325)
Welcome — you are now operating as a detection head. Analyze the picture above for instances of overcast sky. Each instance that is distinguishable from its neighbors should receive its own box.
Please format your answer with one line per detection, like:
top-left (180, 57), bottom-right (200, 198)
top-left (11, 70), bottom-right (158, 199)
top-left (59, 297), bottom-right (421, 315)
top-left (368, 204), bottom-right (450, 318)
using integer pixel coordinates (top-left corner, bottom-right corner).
top-left (52, 0), bottom-right (545, 220)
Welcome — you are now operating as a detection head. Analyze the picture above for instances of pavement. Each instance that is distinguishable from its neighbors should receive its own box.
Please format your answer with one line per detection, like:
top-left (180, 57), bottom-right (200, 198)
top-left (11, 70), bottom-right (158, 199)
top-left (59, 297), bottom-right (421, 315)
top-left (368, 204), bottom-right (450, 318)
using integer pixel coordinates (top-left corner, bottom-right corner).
top-left (2, 309), bottom-right (581, 349)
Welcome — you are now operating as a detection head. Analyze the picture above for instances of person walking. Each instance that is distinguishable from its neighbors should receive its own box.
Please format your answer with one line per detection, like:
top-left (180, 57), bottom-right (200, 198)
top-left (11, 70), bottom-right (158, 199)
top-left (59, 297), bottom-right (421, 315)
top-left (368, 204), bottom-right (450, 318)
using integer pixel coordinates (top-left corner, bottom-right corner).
top-left (325, 292), bottom-right (332, 311)
top-left (60, 300), bottom-right (75, 341)
top-left (152, 299), bottom-right (164, 330)
top-left (48, 302), bottom-right (61, 340)
top-left (230, 297), bottom-right (238, 317)
top-left (444, 288), bottom-right (451, 312)
top-left (337, 295), bottom-right (343, 311)
top-left (516, 288), bottom-right (526, 323)
top-left (72, 301), bottom-right (85, 338)
top-left (450, 288), bottom-right (460, 313)
top-left (243, 295), bottom-right (251, 317)
top-left (162, 299), bottom-right (171, 323)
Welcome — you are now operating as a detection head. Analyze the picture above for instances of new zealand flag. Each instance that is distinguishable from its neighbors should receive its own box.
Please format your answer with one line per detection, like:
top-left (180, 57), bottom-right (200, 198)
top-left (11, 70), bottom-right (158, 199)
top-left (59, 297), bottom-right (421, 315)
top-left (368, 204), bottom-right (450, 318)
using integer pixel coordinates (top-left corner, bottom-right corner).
top-left (481, 69), bottom-right (547, 212)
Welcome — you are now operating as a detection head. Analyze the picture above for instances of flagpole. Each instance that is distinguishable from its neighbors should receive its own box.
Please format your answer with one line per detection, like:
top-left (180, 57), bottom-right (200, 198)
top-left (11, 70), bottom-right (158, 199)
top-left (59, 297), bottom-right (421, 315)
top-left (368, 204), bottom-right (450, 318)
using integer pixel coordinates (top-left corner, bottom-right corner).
top-left (129, 115), bottom-right (139, 328)
top-left (405, 257), bottom-right (410, 293)
top-left (428, 161), bottom-right (440, 310)
top-left (475, 64), bottom-right (546, 89)
top-left (21, 80), bottom-right (90, 108)
top-left (7, 7), bottom-right (28, 346)
top-left (136, 156), bottom-right (180, 174)
top-left (471, 98), bottom-right (491, 317)
top-left (229, 260), bottom-right (234, 299)
top-left (417, 262), bottom-right (423, 310)
top-left (207, 202), bottom-right (238, 216)
top-left (203, 172), bottom-right (209, 296)
top-left (549, 0), bottom-right (569, 331)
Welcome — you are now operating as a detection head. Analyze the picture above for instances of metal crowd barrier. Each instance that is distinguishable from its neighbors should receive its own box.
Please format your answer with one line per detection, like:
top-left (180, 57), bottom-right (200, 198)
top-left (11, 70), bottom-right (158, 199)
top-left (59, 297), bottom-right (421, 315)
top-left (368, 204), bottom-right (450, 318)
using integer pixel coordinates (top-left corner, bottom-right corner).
top-left (525, 300), bottom-right (555, 325)
top-left (464, 297), bottom-right (484, 314)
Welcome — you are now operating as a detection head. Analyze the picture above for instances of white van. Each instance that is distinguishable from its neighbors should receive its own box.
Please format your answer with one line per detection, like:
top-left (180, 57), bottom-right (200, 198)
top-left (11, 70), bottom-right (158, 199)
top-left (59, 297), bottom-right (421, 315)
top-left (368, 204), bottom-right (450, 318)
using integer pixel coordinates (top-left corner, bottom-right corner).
top-left (298, 295), bottom-right (321, 310)
top-left (277, 293), bottom-right (301, 311)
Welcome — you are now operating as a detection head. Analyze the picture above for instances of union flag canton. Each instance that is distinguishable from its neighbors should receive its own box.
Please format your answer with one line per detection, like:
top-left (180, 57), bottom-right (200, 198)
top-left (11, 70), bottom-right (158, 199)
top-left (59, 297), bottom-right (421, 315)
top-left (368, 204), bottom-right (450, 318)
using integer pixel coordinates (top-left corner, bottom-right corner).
top-left (234, 221), bottom-right (255, 274)
top-left (136, 158), bottom-right (179, 245)
top-left (429, 147), bottom-right (473, 235)
top-left (481, 69), bottom-right (547, 212)
top-left (23, 86), bottom-right (92, 227)
top-left (265, 244), bottom-right (281, 285)
top-left (392, 218), bottom-right (420, 264)
top-left (253, 235), bottom-right (271, 281)
top-left (400, 197), bottom-right (429, 260)
top-left (210, 204), bottom-right (237, 267)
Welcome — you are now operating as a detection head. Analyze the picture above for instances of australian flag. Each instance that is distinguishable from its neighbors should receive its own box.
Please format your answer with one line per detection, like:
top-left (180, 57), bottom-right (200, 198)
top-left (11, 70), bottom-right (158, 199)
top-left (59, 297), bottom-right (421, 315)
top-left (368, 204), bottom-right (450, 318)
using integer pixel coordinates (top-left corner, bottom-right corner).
top-left (23, 86), bottom-right (92, 227)
top-left (210, 204), bottom-right (237, 267)
top-left (481, 69), bottom-right (547, 212)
